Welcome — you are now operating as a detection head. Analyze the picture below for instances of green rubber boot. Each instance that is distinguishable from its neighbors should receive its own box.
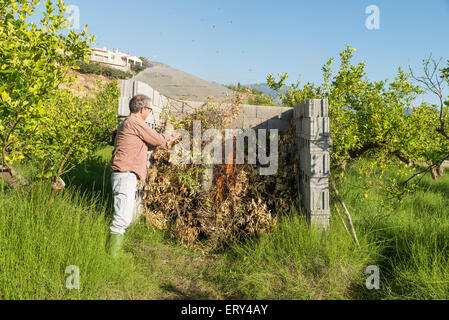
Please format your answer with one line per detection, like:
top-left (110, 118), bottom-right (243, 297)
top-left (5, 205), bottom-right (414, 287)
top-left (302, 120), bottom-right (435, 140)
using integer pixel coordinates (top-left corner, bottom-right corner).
top-left (108, 233), bottom-right (124, 259)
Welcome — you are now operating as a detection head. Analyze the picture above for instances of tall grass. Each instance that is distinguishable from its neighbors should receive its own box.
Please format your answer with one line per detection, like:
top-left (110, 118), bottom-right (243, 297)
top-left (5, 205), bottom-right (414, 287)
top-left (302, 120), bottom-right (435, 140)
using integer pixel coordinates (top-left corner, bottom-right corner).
top-left (332, 164), bottom-right (449, 299)
top-left (0, 180), bottom-right (140, 299)
top-left (207, 162), bottom-right (449, 300)
top-left (3, 150), bottom-right (449, 299)
top-left (208, 207), bottom-right (379, 300)
top-left (0, 146), bottom-right (143, 300)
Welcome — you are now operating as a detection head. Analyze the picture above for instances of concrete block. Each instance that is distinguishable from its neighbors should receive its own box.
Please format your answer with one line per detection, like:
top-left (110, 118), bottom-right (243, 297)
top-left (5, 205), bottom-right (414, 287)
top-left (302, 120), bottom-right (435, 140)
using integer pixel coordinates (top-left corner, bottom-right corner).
top-left (241, 105), bottom-right (257, 118)
top-left (294, 104), bottom-right (300, 120)
top-left (295, 118), bottom-right (301, 139)
top-left (243, 117), bottom-right (268, 130)
top-left (280, 108), bottom-right (294, 120)
top-left (153, 90), bottom-right (160, 109)
top-left (267, 118), bottom-right (290, 132)
top-left (120, 80), bottom-right (134, 98)
top-left (309, 176), bottom-right (329, 189)
top-left (256, 106), bottom-right (283, 120)
top-left (160, 95), bottom-right (169, 109)
top-left (301, 182), bottom-right (330, 212)
top-left (293, 99), bottom-right (331, 229)
top-left (297, 117), bottom-right (330, 140)
top-left (300, 174), bottom-right (328, 189)
top-left (118, 97), bottom-right (130, 116)
top-left (299, 152), bottom-right (330, 177)
top-left (295, 99), bottom-right (328, 118)
top-left (134, 81), bottom-right (154, 100)
top-left (298, 137), bottom-right (330, 153)
top-left (158, 94), bottom-right (164, 109)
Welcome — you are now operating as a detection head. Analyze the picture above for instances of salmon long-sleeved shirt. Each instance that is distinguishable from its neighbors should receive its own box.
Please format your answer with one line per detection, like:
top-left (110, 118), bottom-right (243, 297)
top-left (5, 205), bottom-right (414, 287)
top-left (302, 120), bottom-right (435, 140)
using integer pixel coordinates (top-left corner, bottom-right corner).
top-left (110, 113), bottom-right (171, 182)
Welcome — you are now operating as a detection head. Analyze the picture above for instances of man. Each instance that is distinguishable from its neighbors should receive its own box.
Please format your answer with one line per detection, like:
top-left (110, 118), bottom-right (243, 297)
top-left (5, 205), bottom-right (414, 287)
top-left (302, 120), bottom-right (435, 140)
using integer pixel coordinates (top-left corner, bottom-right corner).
top-left (108, 94), bottom-right (177, 258)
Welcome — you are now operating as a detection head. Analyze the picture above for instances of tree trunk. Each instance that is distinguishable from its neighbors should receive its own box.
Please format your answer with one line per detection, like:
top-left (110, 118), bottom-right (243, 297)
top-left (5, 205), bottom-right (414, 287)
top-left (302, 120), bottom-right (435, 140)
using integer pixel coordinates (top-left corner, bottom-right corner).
top-left (339, 160), bottom-right (348, 172)
top-left (52, 176), bottom-right (66, 194)
top-left (431, 164), bottom-right (445, 180)
top-left (437, 164), bottom-right (445, 178)
top-left (431, 167), bottom-right (438, 180)
top-left (0, 165), bottom-right (26, 188)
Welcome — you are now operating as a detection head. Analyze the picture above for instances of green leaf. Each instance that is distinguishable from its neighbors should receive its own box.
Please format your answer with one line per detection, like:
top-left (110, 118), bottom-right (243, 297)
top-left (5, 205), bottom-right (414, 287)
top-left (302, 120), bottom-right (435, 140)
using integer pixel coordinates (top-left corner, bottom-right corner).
top-left (1, 91), bottom-right (10, 102)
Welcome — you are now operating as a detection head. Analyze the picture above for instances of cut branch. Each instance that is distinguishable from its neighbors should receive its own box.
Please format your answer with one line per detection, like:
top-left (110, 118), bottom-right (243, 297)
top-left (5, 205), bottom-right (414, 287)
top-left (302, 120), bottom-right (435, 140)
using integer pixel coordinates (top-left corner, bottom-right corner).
top-left (331, 181), bottom-right (360, 248)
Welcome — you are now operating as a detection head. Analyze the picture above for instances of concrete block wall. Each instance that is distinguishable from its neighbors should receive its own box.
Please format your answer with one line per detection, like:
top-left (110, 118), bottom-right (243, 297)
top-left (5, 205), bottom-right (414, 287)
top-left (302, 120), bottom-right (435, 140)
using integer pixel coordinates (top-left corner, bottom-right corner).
top-left (118, 81), bottom-right (331, 229)
top-left (119, 80), bottom-right (166, 130)
top-left (120, 80), bottom-right (295, 133)
top-left (295, 99), bottom-right (330, 229)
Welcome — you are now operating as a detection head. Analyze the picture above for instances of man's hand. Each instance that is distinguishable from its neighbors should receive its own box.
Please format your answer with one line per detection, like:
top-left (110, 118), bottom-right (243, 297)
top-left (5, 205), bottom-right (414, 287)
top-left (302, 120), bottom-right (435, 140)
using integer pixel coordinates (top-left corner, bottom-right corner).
top-left (163, 122), bottom-right (181, 144)
top-left (167, 134), bottom-right (182, 148)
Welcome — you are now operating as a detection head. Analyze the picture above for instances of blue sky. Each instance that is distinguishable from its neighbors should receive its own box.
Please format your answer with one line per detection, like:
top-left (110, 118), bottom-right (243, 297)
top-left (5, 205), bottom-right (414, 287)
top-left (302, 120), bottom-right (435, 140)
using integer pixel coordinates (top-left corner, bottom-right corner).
top-left (39, 0), bottom-right (449, 102)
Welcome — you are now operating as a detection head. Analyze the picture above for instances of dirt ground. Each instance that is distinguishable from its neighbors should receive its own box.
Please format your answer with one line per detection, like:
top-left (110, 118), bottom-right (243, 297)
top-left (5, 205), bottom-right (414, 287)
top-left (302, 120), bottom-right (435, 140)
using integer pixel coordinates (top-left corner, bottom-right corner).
top-left (59, 70), bottom-right (121, 97)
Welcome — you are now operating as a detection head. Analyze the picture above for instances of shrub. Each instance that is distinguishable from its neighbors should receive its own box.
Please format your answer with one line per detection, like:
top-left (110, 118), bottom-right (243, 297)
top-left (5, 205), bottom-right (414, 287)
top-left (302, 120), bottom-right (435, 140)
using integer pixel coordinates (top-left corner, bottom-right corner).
top-left (76, 60), bottom-right (132, 79)
top-left (227, 84), bottom-right (277, 106)
top-left (29, 82), bottom-right (120, 182)
top-left (131, 63), bottom-right (147, 74)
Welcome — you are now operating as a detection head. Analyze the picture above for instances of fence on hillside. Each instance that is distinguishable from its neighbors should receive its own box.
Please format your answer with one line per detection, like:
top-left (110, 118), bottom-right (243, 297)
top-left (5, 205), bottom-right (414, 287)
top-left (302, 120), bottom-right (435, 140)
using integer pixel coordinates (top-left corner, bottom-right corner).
top-left (118, 80), bottom-right (331, 229)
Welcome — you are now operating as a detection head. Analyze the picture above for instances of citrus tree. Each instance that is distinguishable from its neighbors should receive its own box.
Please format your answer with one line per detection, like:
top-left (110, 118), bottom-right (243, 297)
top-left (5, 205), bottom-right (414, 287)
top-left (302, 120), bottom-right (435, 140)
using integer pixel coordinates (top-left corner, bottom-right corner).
top-left (31, 82), bottom-right (119, 184)
top-left (0, 0), bottom-right (93, 183)
top-left (407, 58), bottom-right (449, 179)
top-left (267, 46), bottom-right (441, 195)
top-left (270, 46), bottom-right (423, 168)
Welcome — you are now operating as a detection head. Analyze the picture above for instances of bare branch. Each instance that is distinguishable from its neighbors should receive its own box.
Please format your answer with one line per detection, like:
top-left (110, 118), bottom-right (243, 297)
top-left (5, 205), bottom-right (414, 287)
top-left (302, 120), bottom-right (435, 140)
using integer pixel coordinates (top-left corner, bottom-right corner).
top-left (409, 55), bottom-right (449, 142)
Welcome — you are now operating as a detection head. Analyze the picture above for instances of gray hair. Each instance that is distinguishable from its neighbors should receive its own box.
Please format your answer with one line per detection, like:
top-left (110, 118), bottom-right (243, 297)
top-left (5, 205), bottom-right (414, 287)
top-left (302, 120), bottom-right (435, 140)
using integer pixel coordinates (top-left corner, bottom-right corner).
top-left (129, 95), bottom-right (151, 113)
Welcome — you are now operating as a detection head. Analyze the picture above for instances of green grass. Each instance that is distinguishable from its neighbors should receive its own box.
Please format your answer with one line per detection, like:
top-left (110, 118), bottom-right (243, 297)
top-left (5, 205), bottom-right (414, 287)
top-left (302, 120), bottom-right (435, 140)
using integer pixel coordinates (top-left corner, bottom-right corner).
top-left (0, 147), bottom-right (224, 300)
top-left (2, 150), bottom-right (449, 299)
top-left (201, 163), bottom-right (449, 300)
top-left (207, 212), bottom-right (377, 300)
top-left (0, 179), bottom-right (136, 299)
top-left (332, 164), bottom-right (449, 299)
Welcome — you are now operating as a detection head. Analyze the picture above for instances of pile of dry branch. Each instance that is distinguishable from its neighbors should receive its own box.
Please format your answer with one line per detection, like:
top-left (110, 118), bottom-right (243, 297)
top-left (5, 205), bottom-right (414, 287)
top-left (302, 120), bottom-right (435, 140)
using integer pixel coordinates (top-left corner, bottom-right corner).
top-left (142, 94), bottom-right (299, 249)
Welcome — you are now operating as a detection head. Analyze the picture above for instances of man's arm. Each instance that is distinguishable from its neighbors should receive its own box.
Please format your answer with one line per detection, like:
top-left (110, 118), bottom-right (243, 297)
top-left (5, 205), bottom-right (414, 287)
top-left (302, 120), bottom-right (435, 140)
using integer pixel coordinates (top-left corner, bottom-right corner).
top-left (136, 121), bottom-right (171, 147)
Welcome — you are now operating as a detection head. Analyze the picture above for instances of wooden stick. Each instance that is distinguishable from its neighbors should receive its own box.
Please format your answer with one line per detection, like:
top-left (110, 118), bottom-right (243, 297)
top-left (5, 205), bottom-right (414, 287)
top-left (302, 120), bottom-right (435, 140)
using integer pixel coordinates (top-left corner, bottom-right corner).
top-left (334, 205), bottom-right (350, 236)
top-left (331, 181), bottom-right (361, 248)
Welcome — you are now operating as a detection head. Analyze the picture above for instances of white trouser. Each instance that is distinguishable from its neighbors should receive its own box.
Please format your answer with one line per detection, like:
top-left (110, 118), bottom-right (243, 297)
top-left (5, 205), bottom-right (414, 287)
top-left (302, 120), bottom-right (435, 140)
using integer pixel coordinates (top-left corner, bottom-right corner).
top-left (110, 172), bottom-right (137, 235)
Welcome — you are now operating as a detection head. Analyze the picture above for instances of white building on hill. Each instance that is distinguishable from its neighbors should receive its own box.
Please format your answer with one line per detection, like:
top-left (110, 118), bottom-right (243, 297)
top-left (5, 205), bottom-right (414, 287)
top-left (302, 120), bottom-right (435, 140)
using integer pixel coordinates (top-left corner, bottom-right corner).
top-left (89, 47), bottom-right (143, 71)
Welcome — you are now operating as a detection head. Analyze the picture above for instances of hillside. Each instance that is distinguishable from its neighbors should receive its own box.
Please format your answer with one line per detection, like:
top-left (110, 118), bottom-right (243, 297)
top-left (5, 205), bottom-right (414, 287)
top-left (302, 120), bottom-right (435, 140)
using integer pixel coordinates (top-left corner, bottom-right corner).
top-left (59, 69), bottom-right (122, 97)
top-left (134, 62), bottom-right (233, 101)
top-left (61, 65), bottom-right (278, 106)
